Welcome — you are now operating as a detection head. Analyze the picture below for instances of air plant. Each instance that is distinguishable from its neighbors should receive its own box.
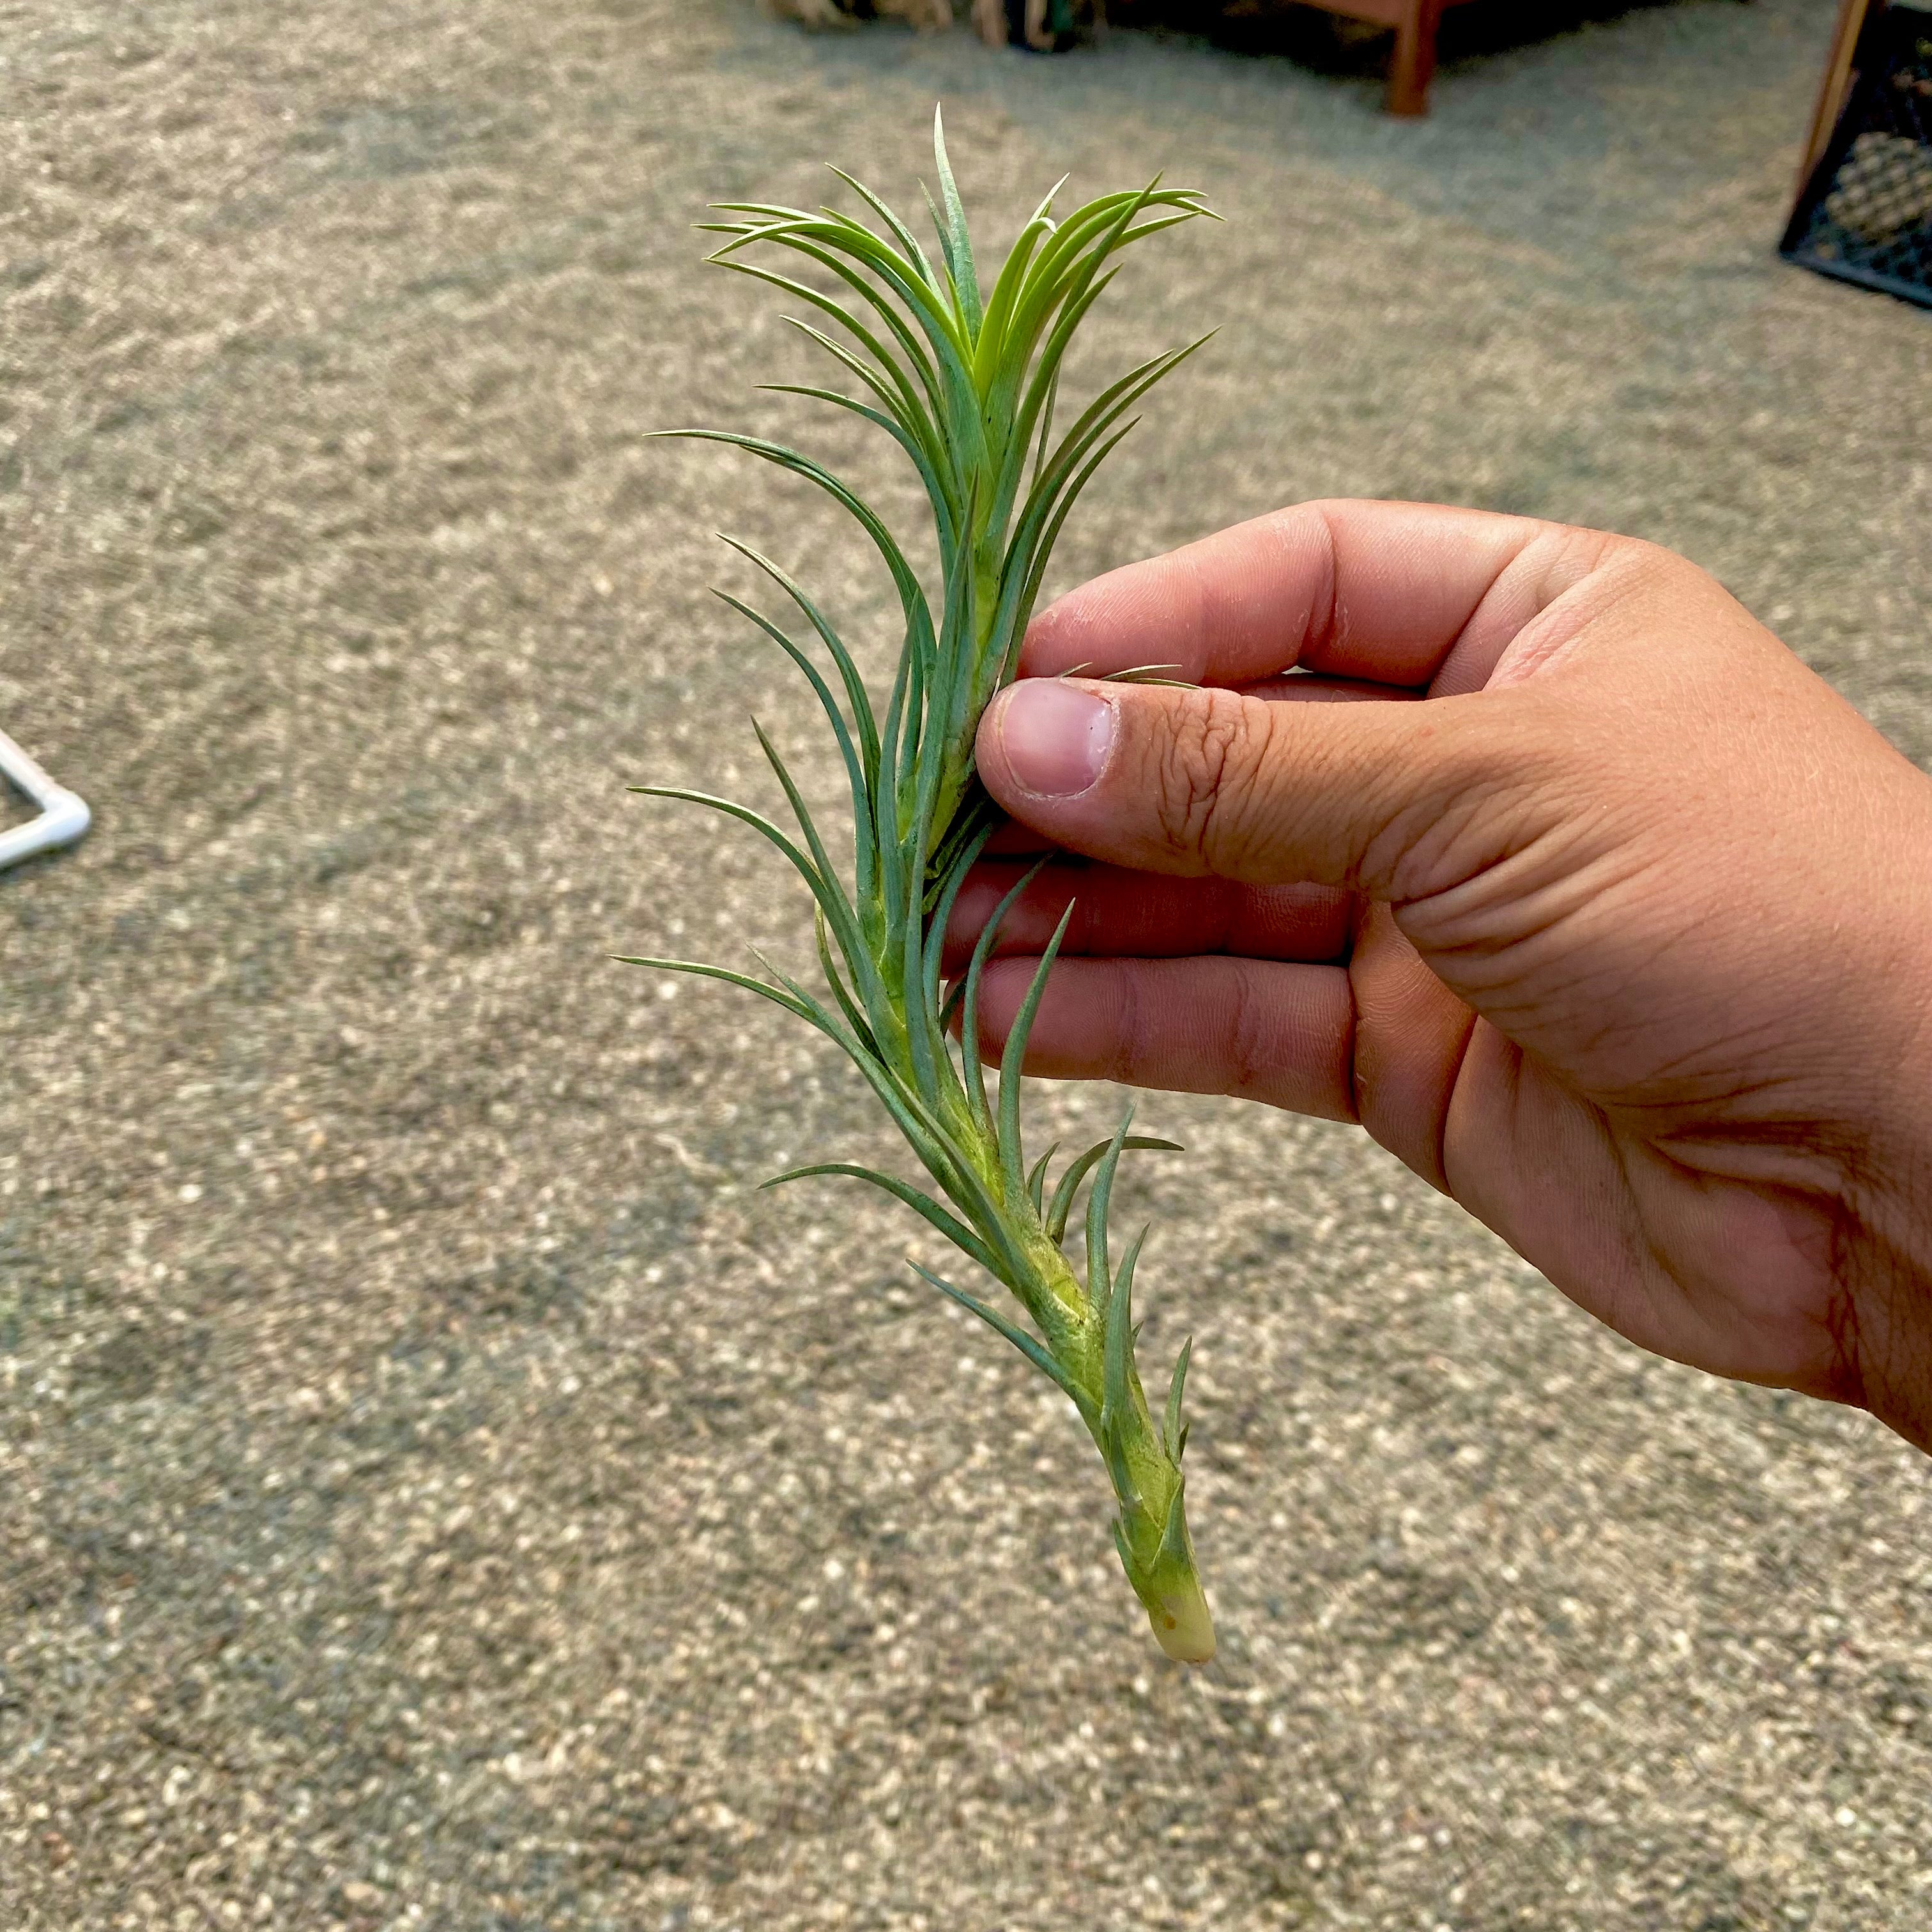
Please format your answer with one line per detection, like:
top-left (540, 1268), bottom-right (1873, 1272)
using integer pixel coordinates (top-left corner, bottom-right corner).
top-left (625, 110), bottom-right (1218, 1660)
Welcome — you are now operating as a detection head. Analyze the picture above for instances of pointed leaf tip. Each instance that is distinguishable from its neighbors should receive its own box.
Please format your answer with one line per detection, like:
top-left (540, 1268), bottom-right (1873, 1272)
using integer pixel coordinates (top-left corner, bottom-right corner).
top-left (928, 100), bottom-right (981, 341)
top-left (1162, 1334), bottom-right (1192, 1464)
top-left (1100, 1217), bottom-right (1138, 1439)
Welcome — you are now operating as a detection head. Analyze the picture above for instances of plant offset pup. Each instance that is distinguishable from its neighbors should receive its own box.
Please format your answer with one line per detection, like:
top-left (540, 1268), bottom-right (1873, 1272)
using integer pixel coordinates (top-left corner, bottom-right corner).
top-left (627, 112), bottom-right (1218, 1660)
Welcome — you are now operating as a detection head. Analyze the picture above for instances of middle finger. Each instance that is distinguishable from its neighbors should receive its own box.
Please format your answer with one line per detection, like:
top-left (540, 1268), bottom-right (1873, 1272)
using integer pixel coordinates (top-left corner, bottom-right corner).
top-left (942, 861), bottom-right (1354, 973)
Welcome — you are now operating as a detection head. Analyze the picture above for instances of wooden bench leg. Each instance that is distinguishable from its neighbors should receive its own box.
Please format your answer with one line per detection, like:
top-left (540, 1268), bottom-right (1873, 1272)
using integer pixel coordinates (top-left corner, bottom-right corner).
top-left (1386, 0), bottom-right (1443, 116)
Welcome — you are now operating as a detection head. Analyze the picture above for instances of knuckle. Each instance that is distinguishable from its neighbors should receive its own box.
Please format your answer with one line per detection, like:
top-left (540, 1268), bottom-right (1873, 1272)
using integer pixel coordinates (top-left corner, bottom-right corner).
top-left (1223, 963), bottom-right (1269, 1099)
top-left (1107, 961), bottom-right (1144, 1089)
top-left (1149, 691), bottom-right (1272, 870)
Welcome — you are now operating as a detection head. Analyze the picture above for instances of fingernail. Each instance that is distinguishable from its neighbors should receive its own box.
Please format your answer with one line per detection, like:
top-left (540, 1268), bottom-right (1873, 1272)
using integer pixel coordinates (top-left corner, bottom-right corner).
top-left (995, 680), bottom-right (1116, 798)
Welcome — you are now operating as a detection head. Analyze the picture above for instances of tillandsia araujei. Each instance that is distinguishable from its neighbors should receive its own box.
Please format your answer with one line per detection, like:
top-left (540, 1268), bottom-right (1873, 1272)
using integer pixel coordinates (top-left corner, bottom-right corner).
top-left (624, 109), bottom-right (1220, 1660)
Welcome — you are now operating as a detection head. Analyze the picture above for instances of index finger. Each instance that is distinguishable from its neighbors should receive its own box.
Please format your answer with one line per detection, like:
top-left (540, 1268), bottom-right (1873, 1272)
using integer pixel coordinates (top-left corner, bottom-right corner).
top-left (1021, 498), bottom-right (1575, 691)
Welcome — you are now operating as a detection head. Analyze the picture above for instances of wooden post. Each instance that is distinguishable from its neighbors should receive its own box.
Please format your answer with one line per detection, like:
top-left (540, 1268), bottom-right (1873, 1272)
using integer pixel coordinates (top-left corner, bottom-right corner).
top-left (1386, 0), bottom-right (1445, 116)
top-left (1795, 0), bottom-right (1874, 194)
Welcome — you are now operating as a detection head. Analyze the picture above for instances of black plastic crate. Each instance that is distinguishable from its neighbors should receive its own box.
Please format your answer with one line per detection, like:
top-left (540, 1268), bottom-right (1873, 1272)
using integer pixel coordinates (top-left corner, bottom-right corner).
top-left (1782, 2), bottom-right (1932, 309)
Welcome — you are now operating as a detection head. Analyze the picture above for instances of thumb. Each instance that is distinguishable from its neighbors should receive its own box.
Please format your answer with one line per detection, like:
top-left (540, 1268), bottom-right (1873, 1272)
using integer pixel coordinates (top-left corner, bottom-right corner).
top-left (974, 676), bottom-right (1535, 898)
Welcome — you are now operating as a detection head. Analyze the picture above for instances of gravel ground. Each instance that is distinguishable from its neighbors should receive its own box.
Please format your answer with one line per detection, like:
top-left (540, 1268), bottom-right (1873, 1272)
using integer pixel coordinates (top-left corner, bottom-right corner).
top-left (4, 1), bottom-right (1931, 1927)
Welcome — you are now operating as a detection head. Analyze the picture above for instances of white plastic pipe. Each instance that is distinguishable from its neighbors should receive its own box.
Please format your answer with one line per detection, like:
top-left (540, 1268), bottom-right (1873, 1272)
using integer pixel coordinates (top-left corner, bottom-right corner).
top-left (0, 726), bottom-right (91, 871)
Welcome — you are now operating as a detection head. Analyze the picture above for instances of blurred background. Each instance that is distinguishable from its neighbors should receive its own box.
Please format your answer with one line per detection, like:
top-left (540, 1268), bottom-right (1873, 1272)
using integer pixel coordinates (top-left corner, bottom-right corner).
top-left (4, 1), bottom-right (1931, 1927)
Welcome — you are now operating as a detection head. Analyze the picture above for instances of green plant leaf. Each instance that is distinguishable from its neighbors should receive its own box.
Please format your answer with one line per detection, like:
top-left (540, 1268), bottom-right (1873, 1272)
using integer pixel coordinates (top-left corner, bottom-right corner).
top-left (1162, 1335), bottom-right (1193, 1464)
top-left (1043, 1135), bottom-right (1183, 1246)
top-left (765, 1162), bottom-right (1002, 1280)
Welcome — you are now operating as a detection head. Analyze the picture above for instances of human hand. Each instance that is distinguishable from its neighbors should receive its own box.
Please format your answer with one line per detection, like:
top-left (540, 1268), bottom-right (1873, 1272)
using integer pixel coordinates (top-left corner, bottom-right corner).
top-left (953, 501), bottom-right (1932, 1450)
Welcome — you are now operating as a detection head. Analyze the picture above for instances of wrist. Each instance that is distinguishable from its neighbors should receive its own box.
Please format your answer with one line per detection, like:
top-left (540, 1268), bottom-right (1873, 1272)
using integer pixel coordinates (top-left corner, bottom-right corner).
top-left (1841, 854), bottom-right (1932, 1452)
top-left (1836, 1186), bottom-right (1932, 1453)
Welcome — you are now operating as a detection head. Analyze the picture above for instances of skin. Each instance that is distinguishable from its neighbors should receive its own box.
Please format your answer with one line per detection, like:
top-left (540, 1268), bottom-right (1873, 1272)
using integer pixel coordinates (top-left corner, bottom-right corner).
top-left (946, 500), bottom-right (1932, 1452)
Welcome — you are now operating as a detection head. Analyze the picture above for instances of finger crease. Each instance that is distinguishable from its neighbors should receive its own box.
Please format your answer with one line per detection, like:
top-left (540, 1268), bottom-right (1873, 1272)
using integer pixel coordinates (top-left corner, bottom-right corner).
top-left (1227, 966), bottom-right (1268, 1098)
top-left (1110, 962), bottom-right (1144, 1091)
